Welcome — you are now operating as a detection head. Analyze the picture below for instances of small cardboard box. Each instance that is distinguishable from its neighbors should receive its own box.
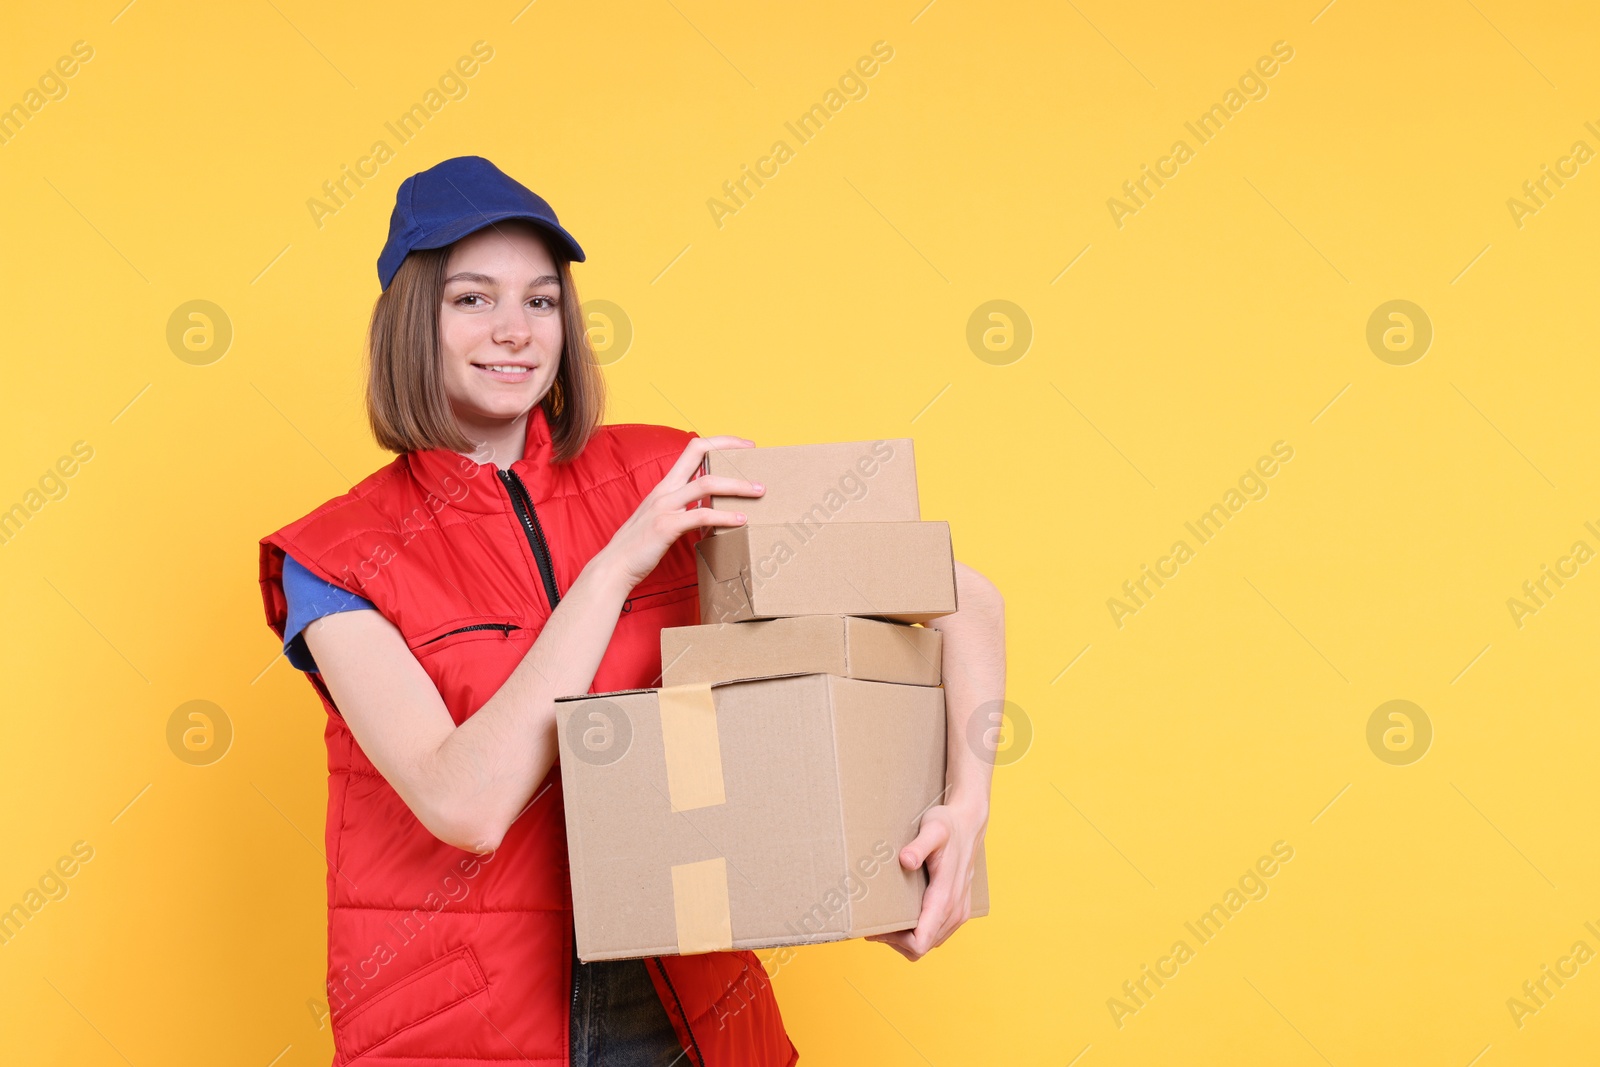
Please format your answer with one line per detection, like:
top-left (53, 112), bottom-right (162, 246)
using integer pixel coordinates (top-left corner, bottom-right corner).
top-left (696, 520), bottom-right (958, 624)
top-left (661, 615), bottom-right (943, 688)
top-left (698, 439), bottom-right (919, 534)
top-left (556, 673), bottom-right (948, 961)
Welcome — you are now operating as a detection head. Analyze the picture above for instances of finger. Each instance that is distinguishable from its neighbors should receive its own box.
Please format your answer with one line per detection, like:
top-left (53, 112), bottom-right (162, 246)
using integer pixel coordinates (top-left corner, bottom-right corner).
top-left (687, 435), bottom-right (773, 487)
top-left (660, 436), bottom-right (755, 493)
top-left (662, 473), bottom-right (765, 513)
top-left (919, 851), bottom-right (969, 949)
top-left (927, 887), bottom-right (969, 950)
top-left (900, 818), bottom-right (951, 871)
top-left (867, 929), bottom-right (913, 949)
top-left (909, 883), bottom-right (949, 956)
top-left (663, 506), bottom-right (749, 538)
top-left (868, 931), bottom-right (920, 962)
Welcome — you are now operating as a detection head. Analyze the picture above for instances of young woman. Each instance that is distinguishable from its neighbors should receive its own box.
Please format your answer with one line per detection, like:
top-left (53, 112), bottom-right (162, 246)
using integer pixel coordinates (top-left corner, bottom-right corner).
top-left (258, 156), bottom-right (1004, 1067)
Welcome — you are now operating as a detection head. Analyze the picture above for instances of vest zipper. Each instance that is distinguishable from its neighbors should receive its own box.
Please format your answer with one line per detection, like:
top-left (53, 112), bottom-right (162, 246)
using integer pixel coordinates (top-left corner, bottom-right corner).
top-left (417, 622), bottom-right (520, 646)
top-left (570, 940), bottom-right (584, 1059)
top-left (651, 957), bottom-right (704, 1066)
top-left (621, 581), bottom-right (697, 614)
top-left (497, 468), bottom-right (562, 611)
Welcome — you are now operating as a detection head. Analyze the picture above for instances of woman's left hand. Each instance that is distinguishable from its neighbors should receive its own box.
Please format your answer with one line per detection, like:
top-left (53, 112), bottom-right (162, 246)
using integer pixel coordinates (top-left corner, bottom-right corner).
top-left (865, 792), bottom-right (988, 961)
top-left (868, 559), bottom-right (1004, 962)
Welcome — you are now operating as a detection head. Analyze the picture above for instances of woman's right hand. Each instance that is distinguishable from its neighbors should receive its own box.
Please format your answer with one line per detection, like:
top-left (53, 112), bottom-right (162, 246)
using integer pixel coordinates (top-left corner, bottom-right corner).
top-left (311, 434), bottom-right (766, 853)
top-left (599, 434), bottom-right (766, 591)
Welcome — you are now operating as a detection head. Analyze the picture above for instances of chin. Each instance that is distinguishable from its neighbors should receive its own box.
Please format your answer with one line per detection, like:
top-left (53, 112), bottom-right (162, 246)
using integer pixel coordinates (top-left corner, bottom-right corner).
top-left (480, 396), bottom-right (540, 420)
top-left (449, 392), bottom-right (529, 425)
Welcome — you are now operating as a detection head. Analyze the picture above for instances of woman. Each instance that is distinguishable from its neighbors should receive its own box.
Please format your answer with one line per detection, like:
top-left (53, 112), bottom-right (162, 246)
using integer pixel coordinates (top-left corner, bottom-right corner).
top-left (257, 156), bottom-right (1003, 1066)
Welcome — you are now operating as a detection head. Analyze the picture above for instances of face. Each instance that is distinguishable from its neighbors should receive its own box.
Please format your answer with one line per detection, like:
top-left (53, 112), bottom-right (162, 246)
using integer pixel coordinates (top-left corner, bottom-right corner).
top-left (438, 220), bottom-right (565, 448)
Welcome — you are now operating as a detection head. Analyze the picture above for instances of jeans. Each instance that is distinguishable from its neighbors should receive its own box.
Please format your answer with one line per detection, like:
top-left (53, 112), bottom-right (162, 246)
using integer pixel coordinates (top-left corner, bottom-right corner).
top-left (570, 947), bottom-right (689, 1067)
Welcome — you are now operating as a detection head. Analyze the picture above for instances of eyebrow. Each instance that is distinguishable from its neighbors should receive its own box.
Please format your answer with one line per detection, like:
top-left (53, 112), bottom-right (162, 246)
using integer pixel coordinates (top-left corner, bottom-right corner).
top-left (444, 271), bottom-right (561, 288)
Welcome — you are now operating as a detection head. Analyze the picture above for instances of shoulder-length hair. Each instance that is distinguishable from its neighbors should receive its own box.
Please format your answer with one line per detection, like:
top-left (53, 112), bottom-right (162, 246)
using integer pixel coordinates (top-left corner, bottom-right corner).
top-left (364, 234), bottom-right (605, 464)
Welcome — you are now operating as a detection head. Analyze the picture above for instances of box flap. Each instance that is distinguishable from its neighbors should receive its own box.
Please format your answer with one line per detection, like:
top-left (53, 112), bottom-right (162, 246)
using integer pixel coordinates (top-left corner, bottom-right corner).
top-left (558, 670), bottom-right (826, 703)
top-left (662, 615), bottom-right (942, 688)
top-left (556, 686), bottom-right (658, 702)
top-left (695, 521), bottom-right (957, 624)
top-left (842, 616), bottom-right (943, 687)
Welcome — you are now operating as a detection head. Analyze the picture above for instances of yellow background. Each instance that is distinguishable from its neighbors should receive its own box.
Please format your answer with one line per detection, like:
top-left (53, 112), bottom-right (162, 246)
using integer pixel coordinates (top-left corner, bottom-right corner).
top-left (2, 1), bottom-right (1597, 1063)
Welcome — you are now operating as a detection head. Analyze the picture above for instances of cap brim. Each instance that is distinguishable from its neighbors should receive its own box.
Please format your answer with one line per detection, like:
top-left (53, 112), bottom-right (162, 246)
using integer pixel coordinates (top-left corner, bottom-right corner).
top-left (412, 210), bottom-right (586, 264)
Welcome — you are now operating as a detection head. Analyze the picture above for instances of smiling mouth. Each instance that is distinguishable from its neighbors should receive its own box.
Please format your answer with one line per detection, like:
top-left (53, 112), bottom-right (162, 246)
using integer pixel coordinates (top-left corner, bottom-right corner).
top-left (473, 363), bottom-right (537, 380)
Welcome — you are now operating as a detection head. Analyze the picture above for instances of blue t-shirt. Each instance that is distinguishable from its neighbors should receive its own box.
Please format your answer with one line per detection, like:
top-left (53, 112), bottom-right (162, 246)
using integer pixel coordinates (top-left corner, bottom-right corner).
top-left (281, 554), bottom-right (375, 672)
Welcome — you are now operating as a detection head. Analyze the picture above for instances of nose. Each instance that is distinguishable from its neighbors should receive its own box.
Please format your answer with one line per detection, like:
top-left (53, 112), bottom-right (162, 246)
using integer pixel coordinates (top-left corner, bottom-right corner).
top-left (491, 302), bottom-right (533, 349)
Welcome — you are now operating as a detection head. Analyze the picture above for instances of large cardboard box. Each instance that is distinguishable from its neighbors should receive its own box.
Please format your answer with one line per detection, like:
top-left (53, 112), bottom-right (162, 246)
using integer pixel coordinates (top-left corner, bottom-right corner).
top-left (696, 520), bottom-right (958, 624)
top-left (661, 615), bottom-right (943, 688)
top-left (698, 438), bottom-right (920, 534)
top-left (556, 673), bottom-right (947, 961)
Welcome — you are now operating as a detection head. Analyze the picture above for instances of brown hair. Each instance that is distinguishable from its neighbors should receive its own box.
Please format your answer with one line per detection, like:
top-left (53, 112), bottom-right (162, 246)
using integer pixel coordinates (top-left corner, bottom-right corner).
top-left (364, 231), bottom-right (605, 464)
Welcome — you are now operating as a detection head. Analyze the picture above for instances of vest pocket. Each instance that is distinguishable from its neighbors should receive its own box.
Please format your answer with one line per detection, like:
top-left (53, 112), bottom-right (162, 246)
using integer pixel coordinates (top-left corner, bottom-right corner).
top-left (336, 946), bottom-right (488, 1058)
top-left (621, 580), bottom-right (697, 614)
top-left (596, 578), bottom-right (699, 691)
top-left (409, 617), bottom-right (524, 655)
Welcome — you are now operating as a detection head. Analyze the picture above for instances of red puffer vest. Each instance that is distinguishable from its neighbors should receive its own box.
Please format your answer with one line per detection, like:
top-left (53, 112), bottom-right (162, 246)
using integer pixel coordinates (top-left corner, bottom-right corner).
top-left (258, 403), bottom-right (797, 1067)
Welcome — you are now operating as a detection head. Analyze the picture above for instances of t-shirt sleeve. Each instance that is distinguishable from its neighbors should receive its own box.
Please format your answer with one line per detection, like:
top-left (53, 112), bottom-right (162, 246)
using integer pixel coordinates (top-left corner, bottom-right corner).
top-left (282, 553), bottom-right (376, 673)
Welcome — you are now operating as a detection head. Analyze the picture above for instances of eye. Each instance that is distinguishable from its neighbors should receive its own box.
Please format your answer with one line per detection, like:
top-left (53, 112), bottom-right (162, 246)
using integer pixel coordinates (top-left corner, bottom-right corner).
top-left (529, 295), bottom-right (559, 311)
top-left (453, 292), bottom-right (488, 308)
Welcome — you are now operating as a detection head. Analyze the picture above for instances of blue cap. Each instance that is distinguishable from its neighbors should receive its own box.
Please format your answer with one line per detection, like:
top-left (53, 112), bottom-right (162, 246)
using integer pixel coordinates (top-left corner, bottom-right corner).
top-left (377, 156), bottom-right (585, 290)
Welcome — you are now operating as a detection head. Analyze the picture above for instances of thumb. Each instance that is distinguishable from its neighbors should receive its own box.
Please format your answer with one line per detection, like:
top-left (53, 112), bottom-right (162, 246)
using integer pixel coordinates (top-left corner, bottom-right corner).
top-left (900, 818), bottom-right (950, 871)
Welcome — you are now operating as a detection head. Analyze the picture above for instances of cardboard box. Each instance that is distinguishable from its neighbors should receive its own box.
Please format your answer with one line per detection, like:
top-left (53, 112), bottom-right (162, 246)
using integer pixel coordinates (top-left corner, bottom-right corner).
top-left (696, 520), bottom-right (958, 624)
top-left (698, 439), bottom-right (919, 533)
top-left (661, 615), bottom-right (943, 688)
top-left (556, 673), bottom-right (948, 961)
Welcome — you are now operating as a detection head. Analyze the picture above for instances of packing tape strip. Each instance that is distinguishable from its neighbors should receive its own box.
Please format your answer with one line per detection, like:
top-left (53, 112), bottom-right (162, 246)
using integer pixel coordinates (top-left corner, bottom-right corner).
top-left (658, 682), bottom-right (726, 812)
top-left (671, 857), bottom-right (733, 954)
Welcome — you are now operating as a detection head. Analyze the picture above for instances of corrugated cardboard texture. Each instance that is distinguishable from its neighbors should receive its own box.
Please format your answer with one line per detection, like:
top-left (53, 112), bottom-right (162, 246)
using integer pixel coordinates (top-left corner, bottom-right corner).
top-left (559, 676), bottom-right (846, 960)
top-left (660, 615), bottom-right (944, 688)
top-left (696, 520), bottom-right (958, 624)
top-left (827, 676), bottom-right (947, 934)
top-left (841, 616), bottom-right (945, 686)
top-left (557, 674), bottom-right (947, 961)
top-left (700, 439), bottom-right (919, 534)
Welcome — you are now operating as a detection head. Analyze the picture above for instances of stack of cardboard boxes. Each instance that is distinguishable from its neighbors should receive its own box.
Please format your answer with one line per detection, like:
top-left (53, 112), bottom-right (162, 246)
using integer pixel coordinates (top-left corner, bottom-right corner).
top-left (556, 439), bottom-right (987, 962)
